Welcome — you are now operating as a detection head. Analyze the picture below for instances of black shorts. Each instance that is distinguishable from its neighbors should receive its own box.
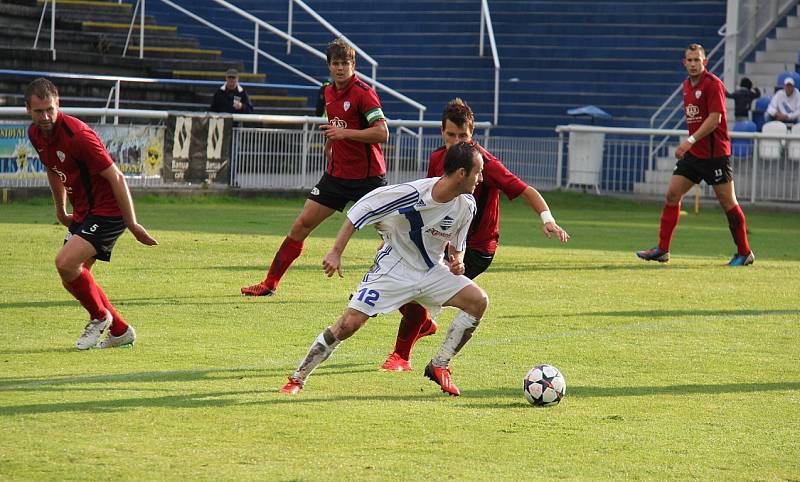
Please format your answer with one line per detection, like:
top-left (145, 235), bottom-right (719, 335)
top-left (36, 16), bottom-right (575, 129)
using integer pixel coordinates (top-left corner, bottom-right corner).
top-left (464, 248), bottom-right (495, 280)
top-left (673, 153), bottom-right (733, 185)
top-left (308, 173), bottom-right (387, 212)
top-left (65, 214), bottom-right (126, 262)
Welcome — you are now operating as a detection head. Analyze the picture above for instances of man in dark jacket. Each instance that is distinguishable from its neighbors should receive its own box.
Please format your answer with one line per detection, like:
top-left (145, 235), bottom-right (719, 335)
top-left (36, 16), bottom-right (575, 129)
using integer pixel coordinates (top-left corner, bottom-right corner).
top-left (210, 68), bottom-right (253, 114)
top-left (725, 77), bottom-right (761, 121)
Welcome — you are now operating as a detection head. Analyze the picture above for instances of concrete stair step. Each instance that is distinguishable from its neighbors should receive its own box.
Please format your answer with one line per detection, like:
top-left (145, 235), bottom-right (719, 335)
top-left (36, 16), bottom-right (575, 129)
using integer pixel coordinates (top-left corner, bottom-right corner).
top-left (766, 38), bottom-right (800, 51)
top-left (123, 46), bottom-right (222, 60)
top-left (745, 61), bottom-right (797, 75)
top-left (775, 26), bottom-right (800, 40)
top-left (756, 51), bottom-right (800, 63)
top-left (171, 70), bottom-right (267, 82)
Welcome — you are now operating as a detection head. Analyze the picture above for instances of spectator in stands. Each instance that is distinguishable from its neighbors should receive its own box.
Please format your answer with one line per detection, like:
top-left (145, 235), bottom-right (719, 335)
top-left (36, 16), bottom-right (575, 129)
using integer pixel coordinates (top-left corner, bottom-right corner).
top-left (210, 68), bottom-right (253, 114)
top-left (25, 78), bottom-right (158, 350)
top-left (765, 76), bottom-right (800, 124)
top-left (379, 98), bottom-right (570, 375)
top-left (726, 77), bottom-right (761, 121)
top-left (636, 43), bottom-right (754, 267)
top-left (314, 79), bottom-right (332, 117)
top-left (241, 38), bottom-right (389, 297)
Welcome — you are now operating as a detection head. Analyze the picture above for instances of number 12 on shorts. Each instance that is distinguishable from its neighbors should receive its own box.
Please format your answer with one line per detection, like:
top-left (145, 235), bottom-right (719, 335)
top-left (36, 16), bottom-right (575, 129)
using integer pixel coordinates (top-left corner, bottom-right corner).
top-left (355, 288), bottom-right (380, 307)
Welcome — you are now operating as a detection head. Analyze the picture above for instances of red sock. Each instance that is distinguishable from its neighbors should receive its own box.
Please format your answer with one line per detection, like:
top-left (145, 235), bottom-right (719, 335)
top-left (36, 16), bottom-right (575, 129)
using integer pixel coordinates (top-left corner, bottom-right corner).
top-left (264, 237), bottom-right (304, 290)
top-left (63, 268), bottom-right (106, 321)
top-left (658, 203), bottom-right (681, 252)
top-left (95, 285), bottom-right (129, 336)
top-left (393, 303), bottom-right (429, 360)
top-left (726, 205), bottom-right (751, 256)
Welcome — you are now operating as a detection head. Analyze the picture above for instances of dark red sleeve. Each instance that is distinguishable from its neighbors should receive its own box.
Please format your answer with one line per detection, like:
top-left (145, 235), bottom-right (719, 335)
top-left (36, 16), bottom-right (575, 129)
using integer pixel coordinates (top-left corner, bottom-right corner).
top-left (707, 77), bottom-right (726, 115)
top-left (480, 149), bottom-right (527, 200)
top-left (76, 126), bottom-right (114, 175)
top-left (427, 148), bottom-right (446, 177)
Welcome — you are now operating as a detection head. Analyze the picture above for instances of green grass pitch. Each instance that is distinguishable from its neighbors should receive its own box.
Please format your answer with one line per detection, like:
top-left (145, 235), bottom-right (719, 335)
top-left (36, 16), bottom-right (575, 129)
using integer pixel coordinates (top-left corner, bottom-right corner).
top-left (1, 192), bottom-right (798, 480)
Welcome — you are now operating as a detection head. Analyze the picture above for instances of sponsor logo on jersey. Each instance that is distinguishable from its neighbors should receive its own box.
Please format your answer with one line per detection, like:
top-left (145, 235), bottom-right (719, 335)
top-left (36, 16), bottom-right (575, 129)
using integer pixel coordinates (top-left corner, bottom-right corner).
top-left (426, 227), bottom-right (453, 240)
top-left (56, 151), bottom-right (65, 162)
top-left (330, 117), bottom-right (347, 129)
top-left (415, 199), bottom-right (426, 208)
top-left (686, 104), bottom-right (700, 119)
top-left (439, 216), bottom-right (454, 231)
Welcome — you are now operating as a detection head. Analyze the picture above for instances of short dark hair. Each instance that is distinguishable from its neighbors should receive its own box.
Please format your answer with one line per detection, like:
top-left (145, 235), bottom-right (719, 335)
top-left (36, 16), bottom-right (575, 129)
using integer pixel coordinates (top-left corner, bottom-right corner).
top-left (685, 43), bottom-right (706, 59)
top-left (24, 78), bottom-right (59, 104)
top-left (442, 98), bottom-right (474, 132)
top-left (326, 37), bottom-right (355, 64)
top-left (740, 77), bottom-right (753, 89)
top-left (443, 141), bottom-right (479, 176)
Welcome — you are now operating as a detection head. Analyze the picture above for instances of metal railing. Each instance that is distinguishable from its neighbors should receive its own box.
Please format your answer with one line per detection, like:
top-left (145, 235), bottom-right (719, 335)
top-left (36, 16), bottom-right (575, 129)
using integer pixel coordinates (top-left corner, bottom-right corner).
top-left (479, 0), bottom-right (501, 126)
top-left (286, 0), bottom-right (378, 84)
top-left (557, 123), bottom-right (800, 204)
top-left (32, 0), bottom-right (57, 61)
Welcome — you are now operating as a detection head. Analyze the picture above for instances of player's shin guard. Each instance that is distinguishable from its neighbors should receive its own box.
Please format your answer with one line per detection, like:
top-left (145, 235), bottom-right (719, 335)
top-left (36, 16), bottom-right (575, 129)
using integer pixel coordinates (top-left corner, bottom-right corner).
top-left (292, 327), bottom-right (341, 382)
top-left (431, 311), bottom-right (480, 367)
top-left (63, 268), bottom-right (107, 321)
top-left (264, 237), bottom-right (304, 291)
top-left (726, 205), bottom-right (751, 256)
top-left (658, 203), bottom-right (681, 252)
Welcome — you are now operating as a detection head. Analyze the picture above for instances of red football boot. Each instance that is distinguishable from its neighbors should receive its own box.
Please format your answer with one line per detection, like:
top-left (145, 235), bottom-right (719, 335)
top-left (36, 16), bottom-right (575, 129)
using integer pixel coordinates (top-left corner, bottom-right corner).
top-left (279, 377), bottom-right (303, 395)
top-left (424, 362), bottom-right (460, 396)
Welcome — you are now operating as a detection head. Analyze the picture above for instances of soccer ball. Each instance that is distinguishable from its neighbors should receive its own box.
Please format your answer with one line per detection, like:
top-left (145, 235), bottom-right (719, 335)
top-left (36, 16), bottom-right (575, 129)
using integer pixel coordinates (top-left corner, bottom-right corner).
top-left (523, 364), bottom-right (566, 407)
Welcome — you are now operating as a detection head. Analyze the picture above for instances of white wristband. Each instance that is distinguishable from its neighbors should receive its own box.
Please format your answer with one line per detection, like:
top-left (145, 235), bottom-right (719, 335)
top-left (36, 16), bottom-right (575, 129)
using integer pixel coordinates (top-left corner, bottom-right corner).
top-left (540, 210), bottom-right (555, 224)
top-left (687, 135), bottom-right (696, 145)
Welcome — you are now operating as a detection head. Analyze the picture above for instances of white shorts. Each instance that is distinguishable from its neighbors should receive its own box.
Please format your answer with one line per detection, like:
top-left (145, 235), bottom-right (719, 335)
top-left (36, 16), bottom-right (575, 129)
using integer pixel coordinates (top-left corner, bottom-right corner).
top-left (347, 253), bottom-right (473, 318)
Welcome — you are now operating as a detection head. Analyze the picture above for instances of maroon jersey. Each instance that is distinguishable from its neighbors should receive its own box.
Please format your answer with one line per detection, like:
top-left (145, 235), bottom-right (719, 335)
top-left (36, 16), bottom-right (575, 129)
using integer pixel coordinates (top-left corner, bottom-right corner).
top-left (682, 70), bottom-right (730, 158)
top-left (28, 114), bottom-right (122, 223)
top-left (324, 75), bottom-right (386, 179)
top-left (427, 143), bottom-right (527, 253)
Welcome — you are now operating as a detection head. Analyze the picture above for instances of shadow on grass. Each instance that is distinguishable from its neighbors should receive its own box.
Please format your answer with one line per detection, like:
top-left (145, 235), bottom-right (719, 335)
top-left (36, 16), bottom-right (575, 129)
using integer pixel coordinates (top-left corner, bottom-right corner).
top-left (497, 308), bottom-right (800, 320)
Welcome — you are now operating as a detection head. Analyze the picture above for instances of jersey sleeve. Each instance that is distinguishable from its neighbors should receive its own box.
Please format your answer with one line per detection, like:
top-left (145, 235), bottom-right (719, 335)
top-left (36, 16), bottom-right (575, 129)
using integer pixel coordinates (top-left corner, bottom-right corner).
top-left (707, 78), bottom-right (726, 115)
top-left (347, 183), bottom-right (420, 229)
top-left (452, 196), bottom-right (476, 252)
top-left (480, 150), bottom-right (528, 200)
top-left (361, 87), bottom-right (385, 125)
top-left (76, 126), bottom-right (114, 174)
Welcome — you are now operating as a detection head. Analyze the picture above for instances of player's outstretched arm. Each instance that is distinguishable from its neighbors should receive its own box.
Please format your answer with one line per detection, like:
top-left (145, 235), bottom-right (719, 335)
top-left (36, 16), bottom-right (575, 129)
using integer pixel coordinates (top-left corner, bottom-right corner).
top-left (323, 219), bottom-right (357, 278)
top-left (100, 164), bottom-right (158, 246)
top-left (519, 186), bottom-right (570, 243)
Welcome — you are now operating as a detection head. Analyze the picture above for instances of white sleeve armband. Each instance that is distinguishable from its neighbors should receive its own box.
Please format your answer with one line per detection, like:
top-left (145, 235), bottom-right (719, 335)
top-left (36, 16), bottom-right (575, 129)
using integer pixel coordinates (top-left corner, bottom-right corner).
top-left (687, 135), bottom-right (696, 145)
top-left (540, 210), bottom-right (555, 224)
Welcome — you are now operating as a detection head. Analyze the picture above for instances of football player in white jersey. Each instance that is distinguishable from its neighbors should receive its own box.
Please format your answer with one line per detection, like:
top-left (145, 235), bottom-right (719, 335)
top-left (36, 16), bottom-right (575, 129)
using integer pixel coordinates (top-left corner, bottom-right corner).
top-left (280, 142), bottom-right (488, 396)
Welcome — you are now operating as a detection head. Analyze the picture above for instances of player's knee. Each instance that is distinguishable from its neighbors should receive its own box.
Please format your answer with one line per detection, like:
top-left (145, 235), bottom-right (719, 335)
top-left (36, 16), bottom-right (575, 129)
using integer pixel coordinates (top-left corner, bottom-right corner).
top-left (469, 288), bottom-right (488, 319)
top-left (54, 254), bottom-right (78, 279)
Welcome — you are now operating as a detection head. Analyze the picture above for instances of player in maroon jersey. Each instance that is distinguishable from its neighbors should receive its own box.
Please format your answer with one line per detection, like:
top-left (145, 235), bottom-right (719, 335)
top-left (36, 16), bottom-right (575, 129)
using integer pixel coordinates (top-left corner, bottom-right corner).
top-left (25, 78), bottom-right (157, 350)
top-left (380, 98), bottom-right (570, 372)
top-left (636, 44), bottom-right (754, 266)
top-left (241, 38), bottom-right (389, 296)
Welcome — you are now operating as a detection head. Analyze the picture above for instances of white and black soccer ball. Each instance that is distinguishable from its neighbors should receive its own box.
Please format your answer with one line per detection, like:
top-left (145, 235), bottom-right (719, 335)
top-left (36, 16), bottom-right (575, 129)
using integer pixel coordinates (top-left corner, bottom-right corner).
top-left (523, 364), bottom-right (566, 407)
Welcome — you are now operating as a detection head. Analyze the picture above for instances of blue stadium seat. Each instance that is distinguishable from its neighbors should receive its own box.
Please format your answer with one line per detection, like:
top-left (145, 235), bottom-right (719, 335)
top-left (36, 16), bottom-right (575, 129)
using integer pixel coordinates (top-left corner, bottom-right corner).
top-left (731, 119), bottom-right (756, 157)
top-left (753, 95), bottom-right (772, 131)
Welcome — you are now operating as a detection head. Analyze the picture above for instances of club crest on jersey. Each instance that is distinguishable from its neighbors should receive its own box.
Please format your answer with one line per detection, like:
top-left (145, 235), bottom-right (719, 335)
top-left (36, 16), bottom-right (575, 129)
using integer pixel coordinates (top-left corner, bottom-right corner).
top-left (343, 101), bottom-right (351, 112)
top-left (330, 117), bottom-right (347, 129)
top-left (56, 150), bottom-right (65, 162)
top-left (439, 216), bottom-right (454, 231)
top-left (695, 90), bottom-right (702, 99)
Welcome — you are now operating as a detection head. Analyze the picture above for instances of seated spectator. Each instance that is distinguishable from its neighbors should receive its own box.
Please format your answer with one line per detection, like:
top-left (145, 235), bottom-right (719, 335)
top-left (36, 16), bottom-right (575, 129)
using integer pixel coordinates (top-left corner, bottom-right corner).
top-left (765, 77), bottom-right (800, 124)
top-left (210, 68), bottom-right (253, 114)
top-left (726, 77), bottom-right (761, 121)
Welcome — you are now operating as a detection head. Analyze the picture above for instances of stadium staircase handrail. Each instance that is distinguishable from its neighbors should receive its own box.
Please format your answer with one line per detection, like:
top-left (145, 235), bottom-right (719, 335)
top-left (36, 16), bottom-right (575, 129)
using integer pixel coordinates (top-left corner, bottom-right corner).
top-left (479, 0), bottom-right (501, 126)
top-left (286, 0), bottom-right (378, 84)
top-left (149, 0), bottom-right (427, 120)
top-left (32, 0), bottom-right (57, 61)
